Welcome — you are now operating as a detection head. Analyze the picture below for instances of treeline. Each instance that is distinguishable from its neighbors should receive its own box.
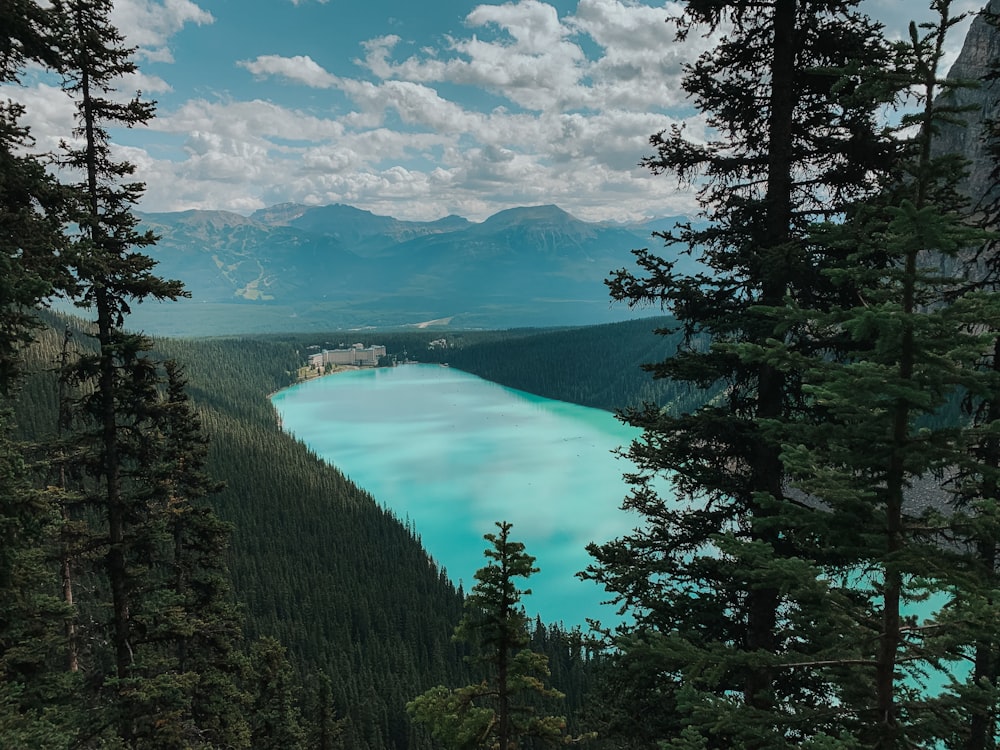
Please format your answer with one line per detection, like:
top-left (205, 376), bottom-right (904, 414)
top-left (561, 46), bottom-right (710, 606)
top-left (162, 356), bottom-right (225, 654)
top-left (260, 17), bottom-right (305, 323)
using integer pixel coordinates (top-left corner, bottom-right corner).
top-left (287, 318), bottom-right (711, 415)
top-left (401, 318), bottom-right (710, 414)
top-left (584, 3), bottom-right (1000, 750)
top-left (148, 334), bottom-right (602, 746)
top-left (14, 316), bottom-right (465, 749)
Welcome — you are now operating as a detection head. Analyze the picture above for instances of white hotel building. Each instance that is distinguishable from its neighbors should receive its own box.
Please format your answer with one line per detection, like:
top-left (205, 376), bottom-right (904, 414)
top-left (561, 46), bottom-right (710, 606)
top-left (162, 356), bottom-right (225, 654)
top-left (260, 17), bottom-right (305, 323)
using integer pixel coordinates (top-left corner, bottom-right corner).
top-left (308, 344), bottom-right (387, 372)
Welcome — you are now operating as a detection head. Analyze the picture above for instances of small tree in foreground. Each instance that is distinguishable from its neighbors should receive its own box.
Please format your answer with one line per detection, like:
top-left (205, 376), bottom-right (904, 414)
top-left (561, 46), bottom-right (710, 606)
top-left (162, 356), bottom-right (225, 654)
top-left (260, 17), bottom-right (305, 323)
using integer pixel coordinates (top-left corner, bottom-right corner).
top-left (407, 521), bottom-right (573, 750)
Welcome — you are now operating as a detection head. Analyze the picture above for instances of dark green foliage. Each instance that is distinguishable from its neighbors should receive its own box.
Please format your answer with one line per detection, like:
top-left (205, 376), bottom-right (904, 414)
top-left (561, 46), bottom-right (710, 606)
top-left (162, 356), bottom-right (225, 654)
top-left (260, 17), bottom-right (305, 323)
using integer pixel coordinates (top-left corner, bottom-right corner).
top-left (0, 2), bottom-right (77, 746)
top-left (50, 2), bottom-right (227, 744)
top-left (408, 522), bottom-right (574, 750)
top-left (303, 672), bottom-right (346, 750)
top-left (411, 318), bottom-right (710, 413)
top-left (0, 408), bottom-right (78, 750)
top-left (586, 1), bottom-right (914, 748)
top-left (290, 318), bottom-right (709, 414)
top-left (760, 6), bottom-right (1000, 747)
top-left (248, 637), bottom-right (307, 750)
top-left (1, 2), bottom-right (255, 745)
top-left (16, 314), bottom-right (484, 750)
top-left (587, 2), bottom-right (1000, 749)
top-left (0, 0), bottom-right (68, 393)
top-left (0, 3), bottom-right (603, 749)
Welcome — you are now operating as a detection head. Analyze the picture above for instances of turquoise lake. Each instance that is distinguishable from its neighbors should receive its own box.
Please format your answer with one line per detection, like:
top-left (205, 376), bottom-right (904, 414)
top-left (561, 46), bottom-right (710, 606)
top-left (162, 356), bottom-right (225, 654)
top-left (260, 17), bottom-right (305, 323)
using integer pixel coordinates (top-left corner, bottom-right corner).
top-left (270, 364), bottom-right (641, 628)
top-left (270, 364), bottom-right (963, 694)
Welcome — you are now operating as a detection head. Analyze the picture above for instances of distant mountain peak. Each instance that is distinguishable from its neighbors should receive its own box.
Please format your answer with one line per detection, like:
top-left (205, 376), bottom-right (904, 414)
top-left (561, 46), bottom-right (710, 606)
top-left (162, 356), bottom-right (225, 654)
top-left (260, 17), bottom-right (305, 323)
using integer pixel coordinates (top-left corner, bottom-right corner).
top-left (250, 203), bottom-right (310, 225)
top-left (484, 204), bottom-right (575, 223)
top-left (141, 208), bottom-right (259, 230)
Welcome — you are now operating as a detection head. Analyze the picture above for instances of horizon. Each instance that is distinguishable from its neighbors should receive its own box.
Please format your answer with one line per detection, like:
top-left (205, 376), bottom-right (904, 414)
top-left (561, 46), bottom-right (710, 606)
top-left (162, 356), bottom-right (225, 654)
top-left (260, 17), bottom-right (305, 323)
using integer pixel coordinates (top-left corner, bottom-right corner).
top-left (137, 198), bottom-right (688, 225)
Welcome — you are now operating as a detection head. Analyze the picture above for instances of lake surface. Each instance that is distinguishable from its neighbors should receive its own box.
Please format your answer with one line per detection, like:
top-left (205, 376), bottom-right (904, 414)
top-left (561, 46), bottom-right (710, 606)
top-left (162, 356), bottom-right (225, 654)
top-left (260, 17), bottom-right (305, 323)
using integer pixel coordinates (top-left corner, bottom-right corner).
top-left (270, 364), bottom-right (641, 628)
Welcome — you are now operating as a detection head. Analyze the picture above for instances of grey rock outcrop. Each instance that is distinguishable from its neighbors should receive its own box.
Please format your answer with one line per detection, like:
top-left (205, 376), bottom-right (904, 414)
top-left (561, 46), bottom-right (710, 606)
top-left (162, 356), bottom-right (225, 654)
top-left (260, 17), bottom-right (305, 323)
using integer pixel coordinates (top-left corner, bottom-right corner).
top-left (934, 1), bottom-right (1000, 209)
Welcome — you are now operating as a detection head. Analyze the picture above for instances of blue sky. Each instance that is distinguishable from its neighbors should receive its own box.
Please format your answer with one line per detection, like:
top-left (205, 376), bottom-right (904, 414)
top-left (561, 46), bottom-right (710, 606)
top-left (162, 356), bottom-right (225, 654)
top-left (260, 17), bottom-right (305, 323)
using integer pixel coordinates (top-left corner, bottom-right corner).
top-left (4, 0), bottom-right (983, 222)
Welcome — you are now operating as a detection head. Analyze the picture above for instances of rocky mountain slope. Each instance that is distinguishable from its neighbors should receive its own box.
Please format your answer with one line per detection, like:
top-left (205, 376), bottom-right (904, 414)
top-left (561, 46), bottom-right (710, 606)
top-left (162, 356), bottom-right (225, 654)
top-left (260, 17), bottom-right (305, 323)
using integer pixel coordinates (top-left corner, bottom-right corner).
top-left (137, 203), bottom-right (691, 334)
top-left (934, 0), bottom-right (1000, 209)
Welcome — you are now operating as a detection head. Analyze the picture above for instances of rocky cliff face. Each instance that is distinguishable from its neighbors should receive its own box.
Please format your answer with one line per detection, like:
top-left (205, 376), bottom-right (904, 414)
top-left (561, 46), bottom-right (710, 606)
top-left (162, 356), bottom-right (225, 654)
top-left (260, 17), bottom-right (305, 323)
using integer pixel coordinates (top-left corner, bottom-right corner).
top-left (934, 1), bottom-right (1000, 208)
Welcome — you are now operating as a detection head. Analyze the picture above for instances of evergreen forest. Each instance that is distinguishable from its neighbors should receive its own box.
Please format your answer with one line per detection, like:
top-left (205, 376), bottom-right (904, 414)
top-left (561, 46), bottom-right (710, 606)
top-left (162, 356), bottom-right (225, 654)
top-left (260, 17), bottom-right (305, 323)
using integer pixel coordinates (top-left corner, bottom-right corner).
top-left (6, 1), bottom-right (1000, 750)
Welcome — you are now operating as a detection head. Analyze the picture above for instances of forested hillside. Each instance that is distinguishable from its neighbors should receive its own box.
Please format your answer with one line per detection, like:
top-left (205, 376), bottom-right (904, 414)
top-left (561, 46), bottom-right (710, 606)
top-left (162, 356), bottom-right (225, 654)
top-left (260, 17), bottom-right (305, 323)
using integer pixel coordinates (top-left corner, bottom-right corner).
top-left (14, 312), bottom-right (601, 749)
top-left (0, 3), bottom-right (594, 747)
top-left (277, 318), bottom-right (699, 413)
top-left (403, 318), bottom-right (710, 414)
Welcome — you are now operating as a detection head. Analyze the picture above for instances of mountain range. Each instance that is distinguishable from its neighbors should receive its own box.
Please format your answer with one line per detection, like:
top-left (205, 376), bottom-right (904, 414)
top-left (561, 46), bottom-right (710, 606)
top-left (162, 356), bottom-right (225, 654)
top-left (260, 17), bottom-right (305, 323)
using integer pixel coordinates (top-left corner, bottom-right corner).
top-left (131, 203), bottom-right (691, 335)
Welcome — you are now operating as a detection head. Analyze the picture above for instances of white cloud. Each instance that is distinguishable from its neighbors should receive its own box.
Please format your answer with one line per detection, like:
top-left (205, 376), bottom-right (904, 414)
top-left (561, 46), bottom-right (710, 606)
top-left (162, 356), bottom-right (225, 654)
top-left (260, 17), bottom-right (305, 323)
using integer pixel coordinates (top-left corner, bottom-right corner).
top-left (466, 0), bottom-right (570, 54)
top-left (17, 0), bottom-right (972, 225)
top-left (356, 3), bottom-right (588, 113)
top-left (111, 0), bottom-right (214, 63)
top-left (0, 81), bottom-right (77, 154)
top-left (123, 0), bottom-right (713, 221)
top-left (123, 70), bottom-right (173, 95)
top-left (159, 98), bottom-right (342, 139)
top-left (238, 55), bottom-right (341, 88)
top-left (354, 0), bottom-right (701, 114)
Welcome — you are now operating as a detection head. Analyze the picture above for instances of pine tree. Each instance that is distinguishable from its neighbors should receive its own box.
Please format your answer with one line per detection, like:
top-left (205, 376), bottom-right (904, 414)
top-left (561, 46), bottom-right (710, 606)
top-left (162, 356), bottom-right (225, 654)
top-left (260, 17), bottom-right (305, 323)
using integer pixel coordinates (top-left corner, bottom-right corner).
top-left (49, 1), bottom-right (227, 744)
top-left (153, 360), bottom-right (251, 749)
top-left (247, 637), bottom-right (307, 750)
top-left (0, 2), bottom-right (79, 746)
top-left (0, 0), bottom-right (68, 390)
top-left (407, 521), bottom-right (572, 750)
top-left (748, 3), bottom-right (1000, 747)
top-left (303, 671), bottom-right (346, 750)
top-left (587, 1), bottom-right (904, 746)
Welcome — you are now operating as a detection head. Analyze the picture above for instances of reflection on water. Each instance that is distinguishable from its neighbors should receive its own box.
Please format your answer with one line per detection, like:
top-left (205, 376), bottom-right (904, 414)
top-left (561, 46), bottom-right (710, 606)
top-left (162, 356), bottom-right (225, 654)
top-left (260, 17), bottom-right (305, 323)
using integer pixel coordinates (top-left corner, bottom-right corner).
top-left (271, 364), bottom-right (641, 628)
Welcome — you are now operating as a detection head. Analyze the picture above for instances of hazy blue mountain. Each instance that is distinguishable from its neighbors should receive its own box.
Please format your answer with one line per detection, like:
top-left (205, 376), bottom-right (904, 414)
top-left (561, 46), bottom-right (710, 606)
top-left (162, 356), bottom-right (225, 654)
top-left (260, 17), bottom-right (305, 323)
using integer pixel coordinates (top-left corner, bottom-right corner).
top-left (141, 208), bottom-right (367, 302)
top-left (136, 203), bottom-right (689, 335)
top-left (252, 202), bottom-right (472, 257)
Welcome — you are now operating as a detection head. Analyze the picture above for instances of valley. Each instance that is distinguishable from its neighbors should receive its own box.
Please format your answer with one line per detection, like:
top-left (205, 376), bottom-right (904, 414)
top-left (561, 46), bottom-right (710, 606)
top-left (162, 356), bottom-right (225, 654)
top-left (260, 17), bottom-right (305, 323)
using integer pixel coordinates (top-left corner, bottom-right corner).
top-left (5, 2), bottom-right (1000, 748)
top-left (134, 203), bottom-right (695, 335)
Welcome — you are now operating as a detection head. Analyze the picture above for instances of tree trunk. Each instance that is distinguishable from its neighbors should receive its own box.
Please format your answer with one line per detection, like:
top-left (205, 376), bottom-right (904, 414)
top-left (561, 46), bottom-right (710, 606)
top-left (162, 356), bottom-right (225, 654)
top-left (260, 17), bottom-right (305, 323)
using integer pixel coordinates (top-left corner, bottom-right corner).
top-left (744, 0), bottom-right (796, 721)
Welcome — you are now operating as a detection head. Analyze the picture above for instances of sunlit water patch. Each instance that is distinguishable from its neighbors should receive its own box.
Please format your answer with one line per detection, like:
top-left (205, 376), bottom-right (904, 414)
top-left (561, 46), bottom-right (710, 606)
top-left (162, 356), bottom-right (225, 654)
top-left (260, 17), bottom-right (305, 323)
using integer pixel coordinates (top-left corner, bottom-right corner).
top-left (271, 364), bottom-right (642, 628)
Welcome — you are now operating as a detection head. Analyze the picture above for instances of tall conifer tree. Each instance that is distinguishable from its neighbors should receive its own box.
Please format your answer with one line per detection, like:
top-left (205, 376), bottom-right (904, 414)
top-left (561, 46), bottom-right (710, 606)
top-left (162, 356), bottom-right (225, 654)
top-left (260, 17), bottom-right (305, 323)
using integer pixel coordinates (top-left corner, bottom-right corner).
top-left (760, 4), bottom-right (1000, 746)
top-left (587, 1), bottom-right (911, 747)
top-left (50, 1), bottom-right (255, 745)
top-left (0, 2), bottom-right (78, 745)
top-left (408, 522), bottom-right (571, 750)
top-left (153, 360), bottom-right (251, 749)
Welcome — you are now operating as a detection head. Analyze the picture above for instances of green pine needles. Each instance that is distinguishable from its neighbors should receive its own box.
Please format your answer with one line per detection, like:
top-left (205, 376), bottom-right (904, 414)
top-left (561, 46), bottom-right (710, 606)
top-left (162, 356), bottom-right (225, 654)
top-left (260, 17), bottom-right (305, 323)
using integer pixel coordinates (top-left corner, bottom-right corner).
top-left (407, 521), bottom-right (577, 750)
top-left (588, 1), bottom-right (1000, 749)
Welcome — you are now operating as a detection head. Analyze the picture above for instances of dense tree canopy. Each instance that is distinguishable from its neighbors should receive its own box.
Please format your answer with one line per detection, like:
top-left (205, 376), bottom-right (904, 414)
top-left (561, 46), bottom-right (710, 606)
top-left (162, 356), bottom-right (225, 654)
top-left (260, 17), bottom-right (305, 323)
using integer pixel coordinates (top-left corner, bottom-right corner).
top-left (588, 1), bottom-right (1000, 749)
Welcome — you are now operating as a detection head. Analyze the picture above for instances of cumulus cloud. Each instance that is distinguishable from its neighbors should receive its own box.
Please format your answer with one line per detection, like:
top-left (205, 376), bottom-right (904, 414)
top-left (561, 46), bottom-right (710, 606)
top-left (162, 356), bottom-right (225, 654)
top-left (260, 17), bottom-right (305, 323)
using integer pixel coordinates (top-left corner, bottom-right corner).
top-left (0, 81), bottom-right (78, 154)
top-left (111, 0), bottom-right (214, 63)
top-left (356, 2), bottom-right (588, 112)
top-left (156, 99), bottom-right (346, 142)
top-left (24, 0), bottom-right (956, 224)
top-left (238, 55), bottom-right (341, 88)
top-left (352, 0), bottom-right (708, 115)
top-left (129, 0), bottom-right (711, 220)
top-left (123, 70), bottom-right (173, 95)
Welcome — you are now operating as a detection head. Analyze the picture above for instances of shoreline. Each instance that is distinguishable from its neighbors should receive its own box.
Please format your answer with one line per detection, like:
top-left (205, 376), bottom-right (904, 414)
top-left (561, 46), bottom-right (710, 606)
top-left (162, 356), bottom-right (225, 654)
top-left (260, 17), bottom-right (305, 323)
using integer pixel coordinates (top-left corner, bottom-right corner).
top-left (268, 361), bottom-right (428, 402)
